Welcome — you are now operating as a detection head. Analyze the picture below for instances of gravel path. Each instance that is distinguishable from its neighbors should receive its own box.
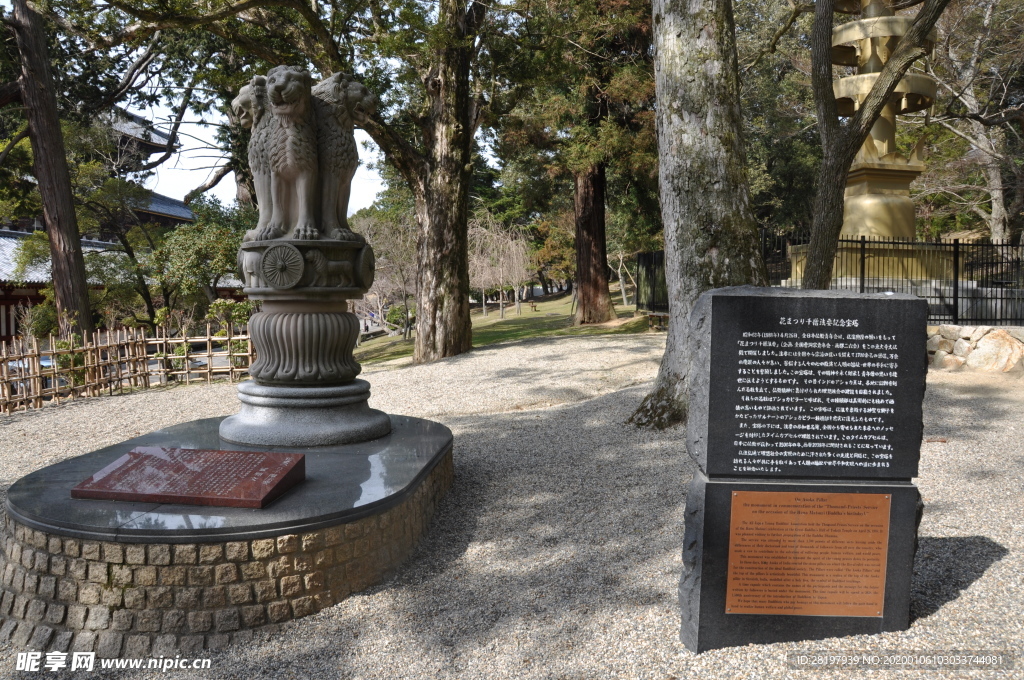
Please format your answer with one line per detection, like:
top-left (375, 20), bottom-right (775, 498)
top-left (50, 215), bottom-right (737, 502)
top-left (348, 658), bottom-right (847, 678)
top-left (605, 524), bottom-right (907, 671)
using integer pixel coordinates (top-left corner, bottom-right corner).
top-left (0, 335), bottom-right (1020, 679)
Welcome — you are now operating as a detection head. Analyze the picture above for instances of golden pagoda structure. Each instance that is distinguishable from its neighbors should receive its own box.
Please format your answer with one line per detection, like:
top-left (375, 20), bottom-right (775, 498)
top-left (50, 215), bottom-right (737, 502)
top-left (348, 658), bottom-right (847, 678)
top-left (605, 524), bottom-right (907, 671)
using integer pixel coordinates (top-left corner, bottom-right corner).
top-left (791, 0), bottom-right (952, 283)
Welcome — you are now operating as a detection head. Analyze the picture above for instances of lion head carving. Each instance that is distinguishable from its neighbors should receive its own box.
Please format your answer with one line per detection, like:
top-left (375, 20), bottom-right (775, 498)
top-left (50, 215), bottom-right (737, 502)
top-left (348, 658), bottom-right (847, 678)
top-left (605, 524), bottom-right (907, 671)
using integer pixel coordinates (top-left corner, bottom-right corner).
top-left (311, 73), bottom-right (377, 128)
top-left (237, 66), bottom-right (379, 243)
top-left (266, 66), bottom-right (313, 122)
top-left (345, 81), bottom-right (377, 126)
top-left (231, 85), bottom-right (255, 129)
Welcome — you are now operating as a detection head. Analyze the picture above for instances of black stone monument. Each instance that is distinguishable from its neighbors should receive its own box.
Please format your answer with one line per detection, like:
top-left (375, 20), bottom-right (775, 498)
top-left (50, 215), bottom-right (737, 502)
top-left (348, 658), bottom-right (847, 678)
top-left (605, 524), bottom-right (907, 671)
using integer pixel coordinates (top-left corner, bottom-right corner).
top-left (679, 287), bottom-right (927, 653)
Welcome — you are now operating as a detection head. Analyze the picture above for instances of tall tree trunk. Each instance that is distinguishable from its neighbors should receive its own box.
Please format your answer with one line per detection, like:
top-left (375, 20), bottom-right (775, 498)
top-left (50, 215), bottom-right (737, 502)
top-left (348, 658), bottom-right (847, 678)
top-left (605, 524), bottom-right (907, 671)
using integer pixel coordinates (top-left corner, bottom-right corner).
top-left (365, 0), bottom-right (485, 363)
top-left (971, 123), bottom-right (1009, 242)
top-left (537, 270), bottom-right (550, 295)
top-left (412, 169), bottom-right (472, 361)
top-left (573, 164), bottom-right (616, 325)
top-left (11, 0), bottom-right (93, 339)
top-left (631, 0), bottom-right (767, 428)
top-left (930, 0), bottom-right (1010, 244)
top-left (481, 288), bottom-right (487, 316)
top-left (617, 253), bottom-right (631, 306)
top-left (981, 158), bottom-right (1008, 242)
top-left (116, 236), bottom-right (159, 329)
top-left (403, 298), bottom-right (411, 340)
top-left (802, 154), bottom-right (851, 290)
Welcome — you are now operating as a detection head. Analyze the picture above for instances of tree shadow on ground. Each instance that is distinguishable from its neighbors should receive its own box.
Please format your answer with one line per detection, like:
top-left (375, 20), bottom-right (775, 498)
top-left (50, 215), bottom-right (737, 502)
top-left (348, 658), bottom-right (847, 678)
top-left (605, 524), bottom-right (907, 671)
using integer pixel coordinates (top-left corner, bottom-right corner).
top-left (18, 387), bottom-right (681, 680)
top-left (75, 372), bottom-right (1021, 679)
top-left (922, 378), bottom-right (1020, 440)
top-left (910, 535), bottom-right (1008, 622)
top-left (243, 385), bottom-right (691, 678)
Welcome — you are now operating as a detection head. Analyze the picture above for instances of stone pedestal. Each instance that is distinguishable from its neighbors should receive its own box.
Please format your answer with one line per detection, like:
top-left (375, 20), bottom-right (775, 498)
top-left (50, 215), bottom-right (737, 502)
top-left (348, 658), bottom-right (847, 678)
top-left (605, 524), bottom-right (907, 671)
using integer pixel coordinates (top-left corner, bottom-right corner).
top-left (788, 241), bottom-right (954, 283)
top-left (0, 66), bottom-right (451, 660)
top-left (0, 416), bottom-right (452, 657)
top-left (680, 473), bottom-right (921, 652)
top-left (220, 380), bottom-right (391, 446)
top-left (679, 287), bottom-right (928, 653)
top-left (840, 162), bottom-right (924, 240)
top-left (224, 239), bottom-right (390, 447)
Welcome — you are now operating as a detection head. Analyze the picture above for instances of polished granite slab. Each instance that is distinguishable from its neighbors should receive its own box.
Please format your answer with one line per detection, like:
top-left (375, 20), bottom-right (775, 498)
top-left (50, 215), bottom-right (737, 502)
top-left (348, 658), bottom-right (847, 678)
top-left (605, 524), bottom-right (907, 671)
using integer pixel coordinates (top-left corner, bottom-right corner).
top-left (6, 415), bottom-right (452, 543)
top-left (70, 447), bottom-right (306, 509)
top-left (679, 472), bottom-right (920, 652)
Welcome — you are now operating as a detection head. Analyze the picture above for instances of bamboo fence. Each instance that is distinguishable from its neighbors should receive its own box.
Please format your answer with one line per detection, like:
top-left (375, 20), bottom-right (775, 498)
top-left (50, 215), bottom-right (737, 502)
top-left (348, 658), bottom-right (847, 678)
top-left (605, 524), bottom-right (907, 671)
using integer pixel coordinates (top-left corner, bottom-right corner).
top-left (0, 325), bottom-right (254, 415)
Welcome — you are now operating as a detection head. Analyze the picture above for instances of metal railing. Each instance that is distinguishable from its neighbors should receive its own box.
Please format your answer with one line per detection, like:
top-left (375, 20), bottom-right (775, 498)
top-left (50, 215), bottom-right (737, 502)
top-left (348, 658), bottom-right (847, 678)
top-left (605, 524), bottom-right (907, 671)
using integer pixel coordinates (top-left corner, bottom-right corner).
top-left (637, 235), bottom-right (1024, 324)
top-left (635, 251), bottom-right (669, 314)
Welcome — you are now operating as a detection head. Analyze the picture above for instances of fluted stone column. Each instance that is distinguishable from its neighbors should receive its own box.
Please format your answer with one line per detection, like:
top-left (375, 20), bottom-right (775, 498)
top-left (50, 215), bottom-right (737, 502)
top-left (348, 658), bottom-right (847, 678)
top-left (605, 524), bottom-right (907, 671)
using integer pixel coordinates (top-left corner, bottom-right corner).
top-left (219, 238), bottom-right (391, 447)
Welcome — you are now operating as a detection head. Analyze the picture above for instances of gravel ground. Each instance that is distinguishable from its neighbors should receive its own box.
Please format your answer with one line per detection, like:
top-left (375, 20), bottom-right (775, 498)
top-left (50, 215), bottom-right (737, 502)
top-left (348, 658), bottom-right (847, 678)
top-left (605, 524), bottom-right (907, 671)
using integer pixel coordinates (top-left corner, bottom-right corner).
top-left (0, 334), bottom-right (1020, 680)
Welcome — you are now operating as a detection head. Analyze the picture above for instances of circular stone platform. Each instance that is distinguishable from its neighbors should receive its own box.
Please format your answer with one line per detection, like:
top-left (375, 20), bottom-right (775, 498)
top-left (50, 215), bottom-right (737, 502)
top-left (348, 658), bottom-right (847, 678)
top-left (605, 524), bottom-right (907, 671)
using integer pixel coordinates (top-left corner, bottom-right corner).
top-left (0, 415), bottom-right (452, 658)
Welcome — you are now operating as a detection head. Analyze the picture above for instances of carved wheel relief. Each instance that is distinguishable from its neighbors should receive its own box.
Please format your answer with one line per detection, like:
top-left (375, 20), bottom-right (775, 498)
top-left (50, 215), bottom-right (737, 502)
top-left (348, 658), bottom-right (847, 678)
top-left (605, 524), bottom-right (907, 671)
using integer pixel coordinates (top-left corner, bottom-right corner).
top-left (355, 244), bottom-right (375, 290)
top-left (260, 243), bottom-right (305, 289)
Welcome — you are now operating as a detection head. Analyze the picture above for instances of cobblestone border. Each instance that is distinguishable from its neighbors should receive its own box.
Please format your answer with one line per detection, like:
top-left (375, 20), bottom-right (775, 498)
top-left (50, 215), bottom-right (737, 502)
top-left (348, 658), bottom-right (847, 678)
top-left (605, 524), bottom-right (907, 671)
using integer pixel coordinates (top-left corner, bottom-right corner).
top-left (0, 449), bottom-right (452, 657)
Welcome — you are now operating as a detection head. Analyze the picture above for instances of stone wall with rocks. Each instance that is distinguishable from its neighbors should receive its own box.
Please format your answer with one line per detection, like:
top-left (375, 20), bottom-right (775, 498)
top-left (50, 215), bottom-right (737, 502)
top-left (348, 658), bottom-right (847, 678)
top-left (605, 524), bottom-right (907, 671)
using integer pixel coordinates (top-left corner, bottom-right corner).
top-left (927, 325), bottom-right (1024, 372)
top-left (0, 451), bottom-right (452, 658)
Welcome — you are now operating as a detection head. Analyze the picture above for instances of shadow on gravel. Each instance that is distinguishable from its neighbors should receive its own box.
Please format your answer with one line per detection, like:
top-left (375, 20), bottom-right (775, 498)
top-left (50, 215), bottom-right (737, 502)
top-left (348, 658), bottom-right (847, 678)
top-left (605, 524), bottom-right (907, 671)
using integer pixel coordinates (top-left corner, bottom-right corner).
top-left (910, 536), bottom-right (1008, 622)
top-left (922, 378), bottom-right (1019, 440)
top-left (334, 385), bottom-right (688, 671)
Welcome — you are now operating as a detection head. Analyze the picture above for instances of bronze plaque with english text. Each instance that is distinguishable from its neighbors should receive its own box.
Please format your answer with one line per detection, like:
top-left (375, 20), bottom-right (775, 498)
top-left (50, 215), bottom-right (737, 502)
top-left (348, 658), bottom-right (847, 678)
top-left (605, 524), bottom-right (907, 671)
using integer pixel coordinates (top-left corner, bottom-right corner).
top-left (725, 491), bottom-right (891, 617)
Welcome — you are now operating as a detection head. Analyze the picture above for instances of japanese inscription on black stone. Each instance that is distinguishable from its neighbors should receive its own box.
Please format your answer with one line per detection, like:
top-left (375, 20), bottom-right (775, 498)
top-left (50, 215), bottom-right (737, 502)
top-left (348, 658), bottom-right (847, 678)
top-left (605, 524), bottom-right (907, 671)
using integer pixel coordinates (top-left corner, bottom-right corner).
top-left (706, 294), bottom-right (926, 479)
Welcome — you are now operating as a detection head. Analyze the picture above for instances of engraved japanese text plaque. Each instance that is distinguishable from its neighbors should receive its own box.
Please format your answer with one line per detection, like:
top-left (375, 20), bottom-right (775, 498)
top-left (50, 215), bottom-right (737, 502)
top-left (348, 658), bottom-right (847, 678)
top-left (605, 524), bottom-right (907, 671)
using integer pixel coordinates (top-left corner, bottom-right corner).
top-left (71, 447), bottom-right (305, 509)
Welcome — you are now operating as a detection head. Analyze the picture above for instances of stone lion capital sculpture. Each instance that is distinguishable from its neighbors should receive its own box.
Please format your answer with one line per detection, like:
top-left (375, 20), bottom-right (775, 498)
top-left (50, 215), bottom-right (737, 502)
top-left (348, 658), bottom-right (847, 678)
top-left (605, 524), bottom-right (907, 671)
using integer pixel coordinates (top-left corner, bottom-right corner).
top-left (222, 66), bottom-right (389, 448)
top-left (231, 67), bottom-right (378, 244)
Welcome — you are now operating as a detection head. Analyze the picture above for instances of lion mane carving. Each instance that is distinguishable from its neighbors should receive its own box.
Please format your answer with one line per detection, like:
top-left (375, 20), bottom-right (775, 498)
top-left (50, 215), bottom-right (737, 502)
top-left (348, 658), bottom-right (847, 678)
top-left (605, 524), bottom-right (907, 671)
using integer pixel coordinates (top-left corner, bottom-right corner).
top-left (254, 66), bottom-right (320, 241)
top-left (311, 73), bottom-right (377, 242)
top-left (236, 67), bottom-right (377, 245)
top-left (233, 76), bottom-right (276, 241)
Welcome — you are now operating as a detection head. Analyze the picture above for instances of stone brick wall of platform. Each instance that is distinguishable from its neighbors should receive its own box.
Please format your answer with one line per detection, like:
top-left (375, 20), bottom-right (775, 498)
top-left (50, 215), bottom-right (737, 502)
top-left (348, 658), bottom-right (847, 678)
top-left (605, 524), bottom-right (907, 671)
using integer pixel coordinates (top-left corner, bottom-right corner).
top-left (0, 450), bottom-right (453, 658)
top-left (927, 325), bottom-right (1024, 372)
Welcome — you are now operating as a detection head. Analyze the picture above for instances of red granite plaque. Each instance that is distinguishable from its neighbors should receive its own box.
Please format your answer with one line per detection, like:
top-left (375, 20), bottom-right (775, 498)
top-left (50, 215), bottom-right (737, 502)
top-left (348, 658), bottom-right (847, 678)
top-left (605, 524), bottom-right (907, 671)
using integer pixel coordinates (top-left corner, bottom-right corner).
top-left (71, 447), bottom-right (305, 509)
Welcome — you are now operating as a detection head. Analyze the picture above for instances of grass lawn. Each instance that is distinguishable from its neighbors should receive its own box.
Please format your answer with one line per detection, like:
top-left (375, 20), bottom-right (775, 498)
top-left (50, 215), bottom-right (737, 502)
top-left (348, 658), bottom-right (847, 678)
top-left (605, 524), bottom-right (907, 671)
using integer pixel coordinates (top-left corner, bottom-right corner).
top-left (354, 290), bottom-right (652, 365)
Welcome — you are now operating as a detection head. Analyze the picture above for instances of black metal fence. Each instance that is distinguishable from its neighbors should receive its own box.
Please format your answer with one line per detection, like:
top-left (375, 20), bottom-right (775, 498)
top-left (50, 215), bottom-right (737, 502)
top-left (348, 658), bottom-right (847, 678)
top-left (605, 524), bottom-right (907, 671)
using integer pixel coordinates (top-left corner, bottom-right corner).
top-left (637, 234), bottom-right (1024, 324)
top-left (635, 250), bottom-right (669, 314)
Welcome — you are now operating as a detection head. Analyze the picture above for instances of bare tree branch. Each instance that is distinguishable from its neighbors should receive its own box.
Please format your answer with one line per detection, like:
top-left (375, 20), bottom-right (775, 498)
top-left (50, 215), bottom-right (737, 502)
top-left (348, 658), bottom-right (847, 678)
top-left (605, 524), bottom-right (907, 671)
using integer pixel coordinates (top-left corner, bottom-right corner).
top-left (933, 120), bottom-right (1008, 161)
top-left (936, 107), bottom-right (1024, 127)
top-left (136, 80), bottom-right (197, 172)
top-left (97, 0), bottom-right (345, 67)
top-left (285, 0), bottom-right (345, 68)
top-left (889, 0), bottom-right (929, 9)
top-left (105, 0), bottom-right (291, 34)
top-left (203, 21), bottom-right (294, 65)
top-left (743, 1), bottom-right (814, 74)
top-left (185, 163), bottom-right (233, 204)
top-left (361, 114), bottom-right (429, 194)
top-left (0, 126), bottom-right (28, 167)
top-left (106, 30), bottom-right (162, 103)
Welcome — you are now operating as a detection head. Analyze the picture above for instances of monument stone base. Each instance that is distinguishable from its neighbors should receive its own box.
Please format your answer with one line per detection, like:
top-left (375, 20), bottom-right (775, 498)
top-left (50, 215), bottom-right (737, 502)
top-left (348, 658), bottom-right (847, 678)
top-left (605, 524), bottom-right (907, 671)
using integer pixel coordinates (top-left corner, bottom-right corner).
top-left (680, 472), bottom-right (922, 653)
top-left (219, 379), bottom-right (392, 447)
top-left (0, 416), bottom-right (452, 657)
